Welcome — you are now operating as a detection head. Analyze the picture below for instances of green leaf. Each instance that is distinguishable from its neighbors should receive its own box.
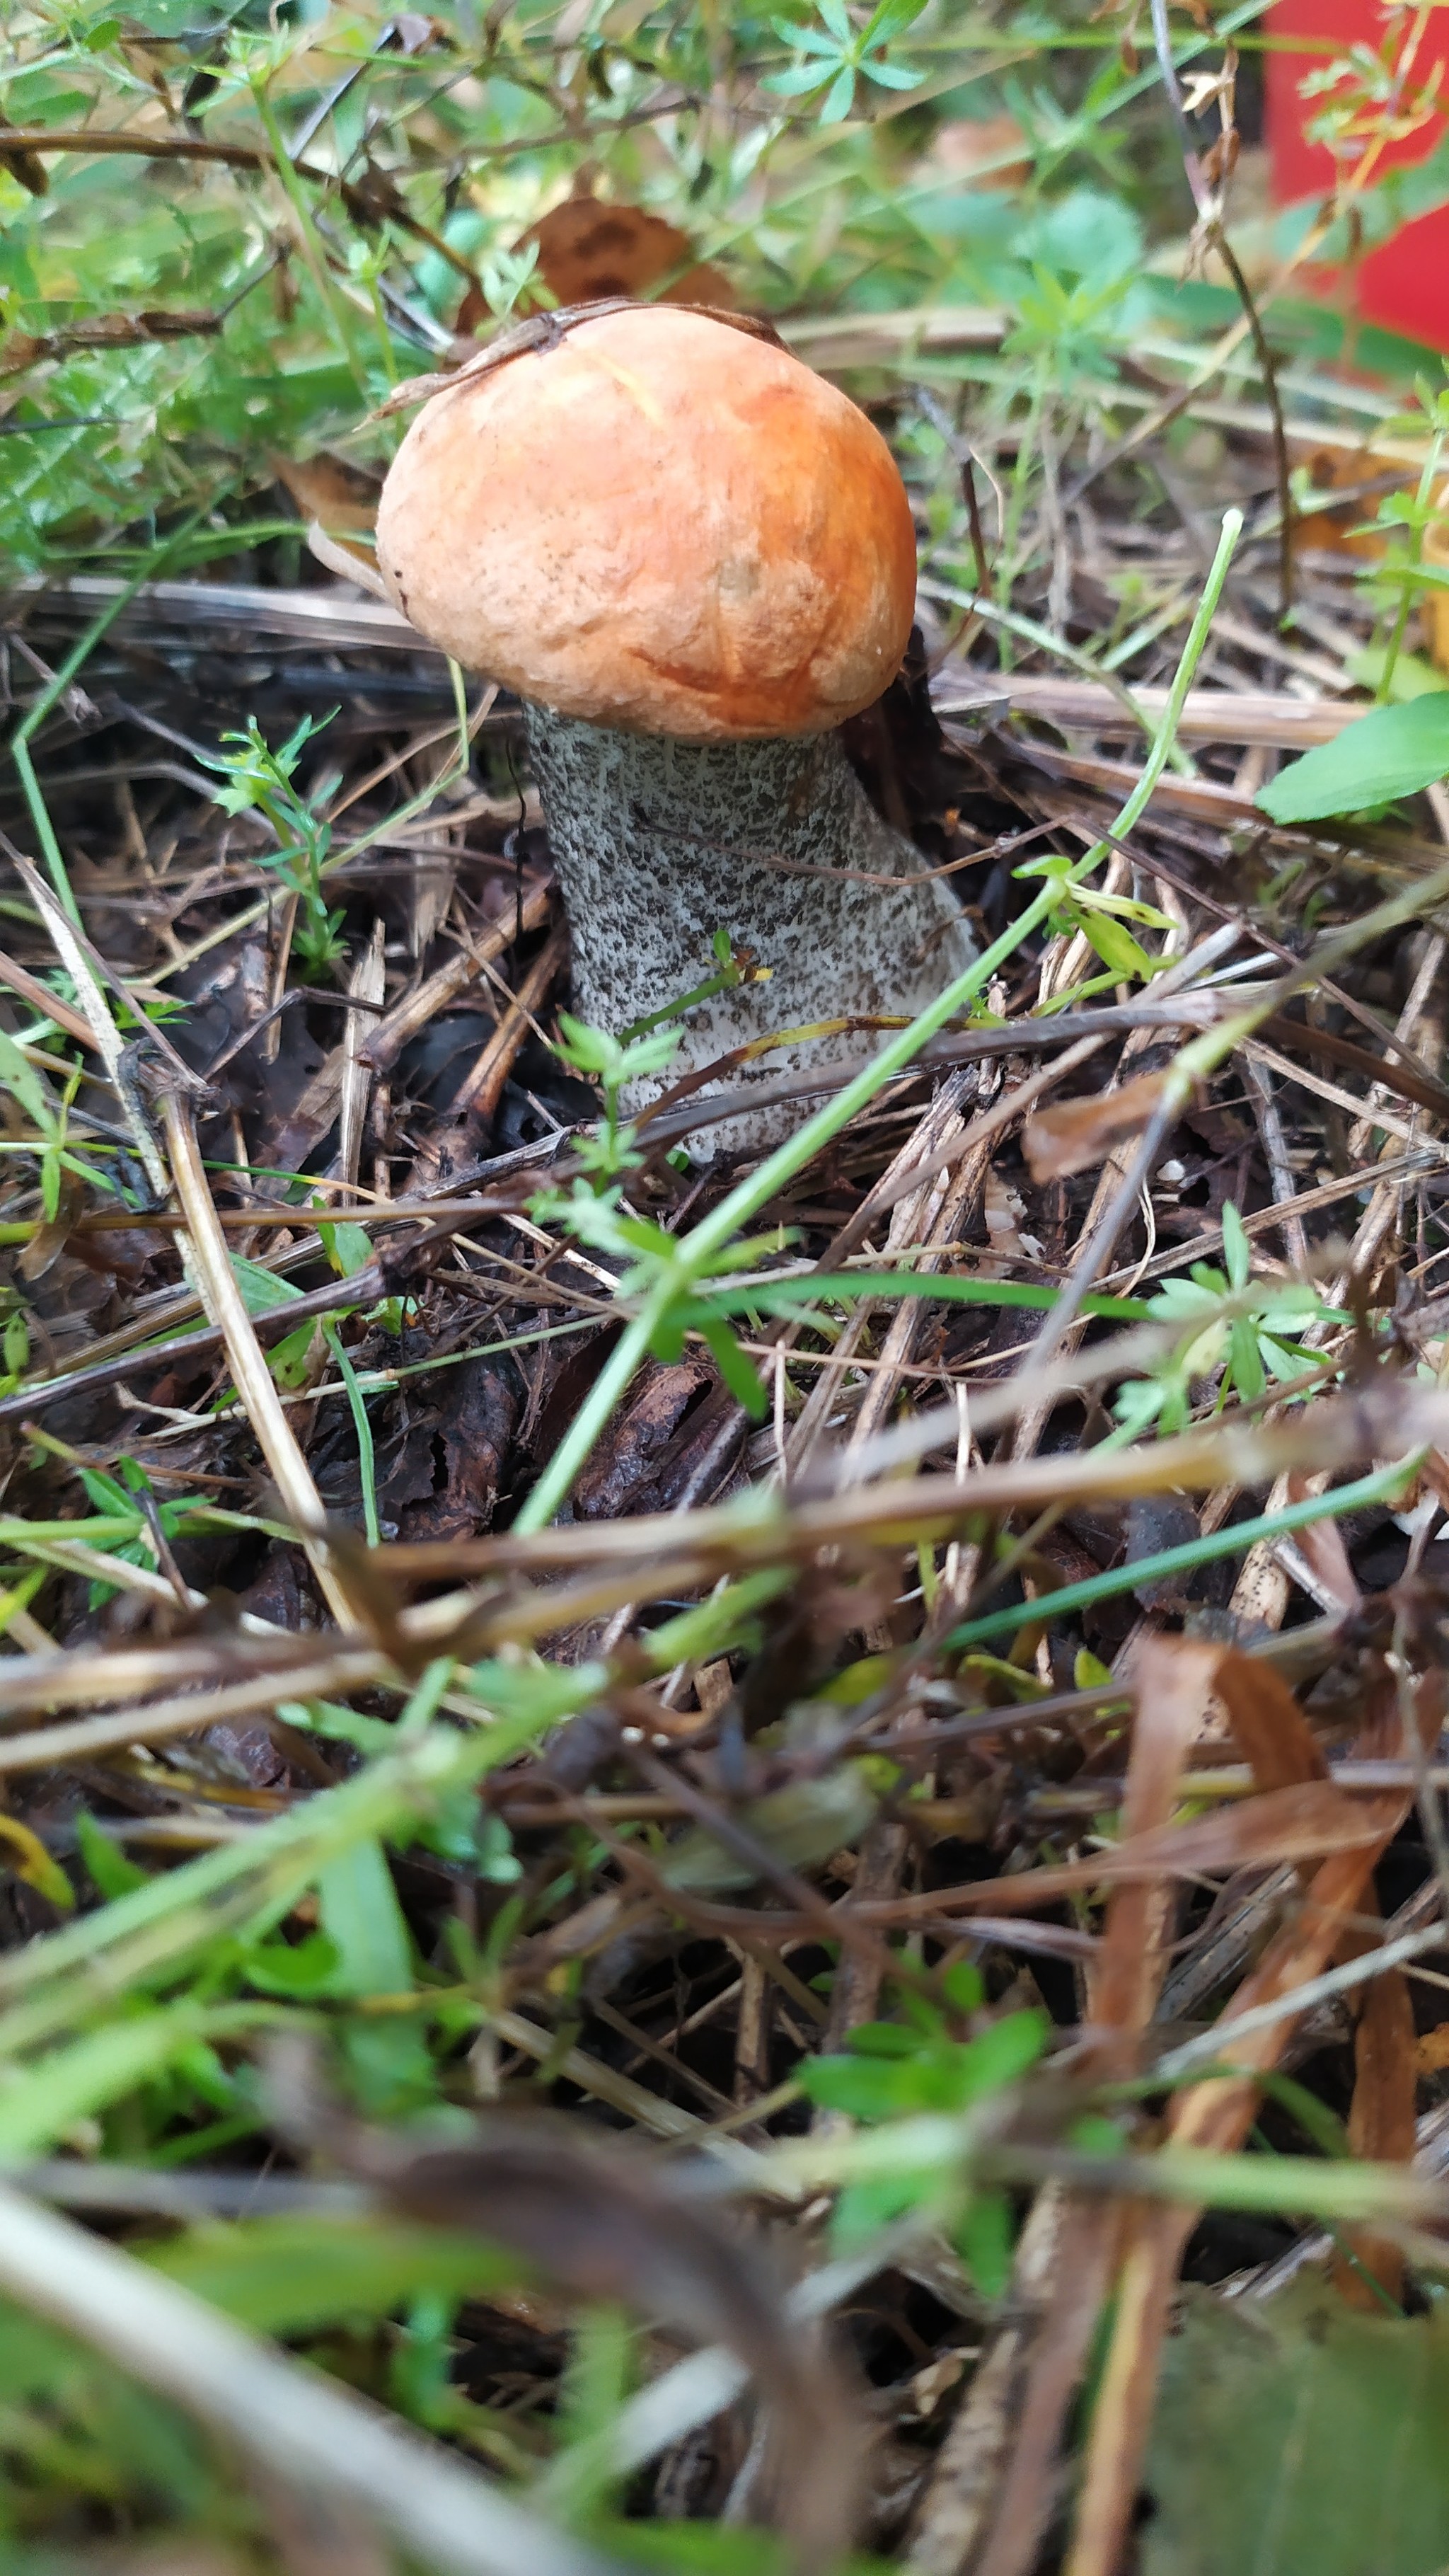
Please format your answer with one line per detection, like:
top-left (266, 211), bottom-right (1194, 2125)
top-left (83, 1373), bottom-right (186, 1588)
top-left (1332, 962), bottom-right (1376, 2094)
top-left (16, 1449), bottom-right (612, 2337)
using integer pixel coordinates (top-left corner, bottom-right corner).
top-left (802, 2008), bottom-right (1049, 2121)
top-left (954, 2186), bottom-right (1015, 2296)
top-left (945, 2007), bottom-right (1051, 2102)
top-left (698, 1317), bottom-right (769, 1419)
top-left (1143, 2283), bottom-right (1449, 2576)
top-left (149, 2216), bottom-right (519, 2337)
top-left (832, 2170), bottom-right (934, 2246)
top-left (1257, 694), bottom-right (1449, 822)
top-left (782, 20), bottom-right (845, 51)
top-left (1346, 644), bottom-right (1449, 701)
top-left (316, 1837), bottom-right (437, 2110)
top-left (942, 1958), bottom-right (986, 2016)
top-left (318, 1217), bottom-right (374, 1279)
top-left (267, 1317), bottom-right (323, 1390)
top-left (0, 2292), bottom-right (212, 2517)
top-left (553, 1011), bottom-right (622, 1076)
top-left (862, 59), bottom-right (927, 87)
top-left (240, 1931), bottom-right (342, 1997)
top-left (819, 1652), bottom-right (896, 1706)
top-left (1227, 1315), bottom-right (1265, 1403)
top-left (279, 1696), bottom-right (397, 1758)
top-left (229, 1253), bottom-right (304, 1316)
top-left (1148, 1277), bottom-right (1221, 1320)
top-left (663, 1761), bottom-right (879, 1895)
top-left (763, 57), bottom-right (834, 92)
top-left (863, 0), bottom-right (929, 38)
top-left (0, 1028), bottom-right (57, 1134)
top-left (802, 2053), bottom-right (923, 2120)
top-left (1221, 1200), bottom-right (1251, 1293)
top-left (0, 2006), bottom-right (245, 2157)
top-left (617, 1027), bottom-right (683, 1081)
top-left (847, 2021), bottom-right (927, 2059)
top-left (475, 1810), bottom-right (524, 1884)
top-left (1075, 906), bottom-right (1155, 982)
top-left (75, 1810), bottom-right (151, 1902)
top-left (1074, 1648), bottom-right (1115, 1690)
top-left (316, 1836), bottom-right (413, 1996)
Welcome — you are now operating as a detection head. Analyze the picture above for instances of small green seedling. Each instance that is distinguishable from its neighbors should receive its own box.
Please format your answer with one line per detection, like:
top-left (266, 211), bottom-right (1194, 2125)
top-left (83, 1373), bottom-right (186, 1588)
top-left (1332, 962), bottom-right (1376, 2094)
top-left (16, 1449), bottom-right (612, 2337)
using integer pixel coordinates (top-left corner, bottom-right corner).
top-left (765, 0), bottom-right (928, 122)
top-left (209, 713), bottom-right (347, 977)
top-left (1110, 1203), bottom-right (1337, 1440)
top-left (0, 1028), bottom-right (117, 1220)
top-left (799, 1964), bottom-right (1049, 2287)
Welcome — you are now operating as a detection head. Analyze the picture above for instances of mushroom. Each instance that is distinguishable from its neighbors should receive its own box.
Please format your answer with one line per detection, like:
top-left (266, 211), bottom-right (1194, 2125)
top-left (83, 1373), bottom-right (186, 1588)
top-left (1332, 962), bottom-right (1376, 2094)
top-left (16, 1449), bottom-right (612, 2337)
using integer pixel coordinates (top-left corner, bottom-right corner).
top-left (374, 302), bottom-right (976, 1157)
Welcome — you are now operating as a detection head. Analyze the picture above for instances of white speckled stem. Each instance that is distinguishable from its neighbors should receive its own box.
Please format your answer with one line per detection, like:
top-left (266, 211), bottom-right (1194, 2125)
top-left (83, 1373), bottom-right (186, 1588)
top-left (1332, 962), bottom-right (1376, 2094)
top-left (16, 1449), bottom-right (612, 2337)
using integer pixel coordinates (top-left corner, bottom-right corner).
top-left (524, 706), bottom-right (976, 1160)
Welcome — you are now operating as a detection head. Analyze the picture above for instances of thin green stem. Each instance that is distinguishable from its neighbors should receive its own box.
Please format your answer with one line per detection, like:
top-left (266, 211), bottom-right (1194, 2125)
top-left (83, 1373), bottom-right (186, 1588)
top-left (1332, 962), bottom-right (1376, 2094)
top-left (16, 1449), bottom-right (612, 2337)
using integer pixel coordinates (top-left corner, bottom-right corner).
top-left (945, 1452), bottom-right (1418, 1650)
top-left (1375, 422), bottom-right (1445, 701)
top-left (930, 577), bottom-right (1197, 776)
top-left (248, 79), bottom-right (369, 398)
top-left (325, 1324), bottom-right (379, 1547)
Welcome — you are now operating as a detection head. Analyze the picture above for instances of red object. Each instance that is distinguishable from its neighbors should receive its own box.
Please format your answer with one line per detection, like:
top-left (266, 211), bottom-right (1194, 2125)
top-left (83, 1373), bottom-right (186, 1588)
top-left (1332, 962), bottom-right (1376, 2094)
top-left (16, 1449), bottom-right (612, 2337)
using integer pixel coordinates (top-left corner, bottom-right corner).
top-left (1267, 0), bottom-right (1449, 349)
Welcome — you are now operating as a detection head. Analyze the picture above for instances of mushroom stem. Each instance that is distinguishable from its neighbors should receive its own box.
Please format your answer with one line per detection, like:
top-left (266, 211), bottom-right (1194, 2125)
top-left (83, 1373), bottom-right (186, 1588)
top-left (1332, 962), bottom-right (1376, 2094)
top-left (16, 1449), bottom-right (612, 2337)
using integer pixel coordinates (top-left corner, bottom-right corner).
top-left (524, 707), bottom-right (976, 1159)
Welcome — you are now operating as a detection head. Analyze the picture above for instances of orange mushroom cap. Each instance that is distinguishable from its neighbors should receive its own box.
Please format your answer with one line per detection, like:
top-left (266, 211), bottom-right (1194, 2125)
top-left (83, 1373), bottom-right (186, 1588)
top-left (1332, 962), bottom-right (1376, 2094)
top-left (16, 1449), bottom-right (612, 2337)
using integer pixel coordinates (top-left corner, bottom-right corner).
top-left (374, 304), bottom-right (918, 742)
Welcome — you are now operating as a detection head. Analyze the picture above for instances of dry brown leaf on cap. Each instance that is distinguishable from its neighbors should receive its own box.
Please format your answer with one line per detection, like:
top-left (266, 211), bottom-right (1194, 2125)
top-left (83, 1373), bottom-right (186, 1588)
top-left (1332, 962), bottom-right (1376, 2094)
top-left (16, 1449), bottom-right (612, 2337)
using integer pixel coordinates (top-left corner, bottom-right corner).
top-left (516, 191), bottom-right (737, 316)
top-left (449, 194), bottom-right (737, 340)
top-left (271, 451), bottom-right (381, 539)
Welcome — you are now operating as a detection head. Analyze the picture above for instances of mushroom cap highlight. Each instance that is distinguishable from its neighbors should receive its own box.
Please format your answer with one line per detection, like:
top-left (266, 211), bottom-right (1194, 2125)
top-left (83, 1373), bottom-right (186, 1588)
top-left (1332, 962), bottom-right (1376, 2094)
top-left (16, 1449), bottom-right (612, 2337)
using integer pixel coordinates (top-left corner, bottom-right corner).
top-left (375, 305), bottom-right (918, 741)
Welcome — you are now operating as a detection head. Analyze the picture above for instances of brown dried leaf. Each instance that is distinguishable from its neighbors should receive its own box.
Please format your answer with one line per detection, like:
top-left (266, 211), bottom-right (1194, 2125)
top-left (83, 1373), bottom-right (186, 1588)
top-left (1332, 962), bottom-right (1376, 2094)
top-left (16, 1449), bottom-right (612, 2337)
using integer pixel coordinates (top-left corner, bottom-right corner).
top-left (1022, 1070), bottom-right (1170, 1182)
top-left (923, 113), bottom-right (1032, 188)
top-left (882, 1778), bottom-right (1401, 1920)
top-left (516, 193), bottom-right (737, 317)
top-left (272, 451), bottom-right (381, 538)
top-left (1335, 1923), bottom-right (1416, 2310)
top-left (940, 1644), bottom-right (1220, 2576)
top-left (1089, 1638), bottom-right (1219, 2056)
top-left (391, 1359), bottom-right (519, 1545)
top-left (968, 2197), bottom-right (1124, 2576)
top-left (18, 1167), bottom-right (83, 1284)
top-left (1066, 1828), bottom-right (1405, 2576)
top-left (1211, 1647), bottom-right (1329, 1793)
top-left (571, 1357), bottom-right (715, 1520)
top-left (1284, 1468), bottom-right (1363, 1614)
top-left (1064, 1670), bottom-right (1435, 2576)
top-left (0, 330), bottom-right (46, 378)
top-left (0, 145), bottom-right (47, 197)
